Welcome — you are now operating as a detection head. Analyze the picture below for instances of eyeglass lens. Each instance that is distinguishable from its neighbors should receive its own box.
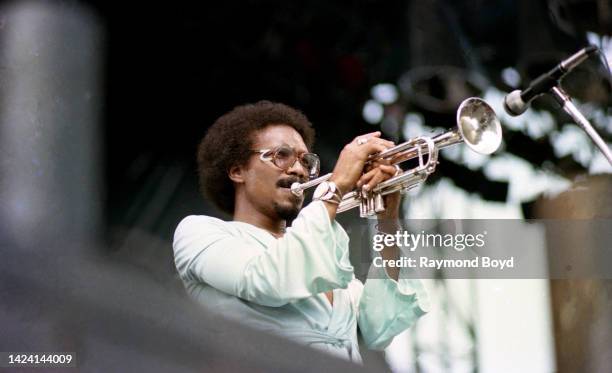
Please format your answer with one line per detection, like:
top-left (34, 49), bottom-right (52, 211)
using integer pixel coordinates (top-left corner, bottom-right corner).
top-left (273, 146), bottom-right (319, 177)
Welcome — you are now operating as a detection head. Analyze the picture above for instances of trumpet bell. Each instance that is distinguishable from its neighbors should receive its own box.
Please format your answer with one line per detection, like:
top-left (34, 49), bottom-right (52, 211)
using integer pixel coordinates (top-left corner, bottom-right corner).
top-left (457, 97), bottom-right (502, 155)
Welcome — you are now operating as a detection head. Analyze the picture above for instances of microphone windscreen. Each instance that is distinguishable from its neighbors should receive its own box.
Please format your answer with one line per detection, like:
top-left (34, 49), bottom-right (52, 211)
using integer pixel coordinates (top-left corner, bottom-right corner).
top-left (503, 90), bottom-right (528, 116)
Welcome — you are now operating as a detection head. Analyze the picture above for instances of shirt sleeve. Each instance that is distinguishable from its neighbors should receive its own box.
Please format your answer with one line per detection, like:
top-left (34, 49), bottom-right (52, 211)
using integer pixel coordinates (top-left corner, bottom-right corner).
top-left (352, 263), bottom-right (430, 350)
top-left (173, 201), bottom-right (354, 307)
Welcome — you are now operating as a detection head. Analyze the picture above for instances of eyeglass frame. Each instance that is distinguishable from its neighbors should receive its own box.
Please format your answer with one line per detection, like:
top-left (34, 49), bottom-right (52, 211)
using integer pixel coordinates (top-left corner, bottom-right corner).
top-left (251, 145), bottom-right (320, 179)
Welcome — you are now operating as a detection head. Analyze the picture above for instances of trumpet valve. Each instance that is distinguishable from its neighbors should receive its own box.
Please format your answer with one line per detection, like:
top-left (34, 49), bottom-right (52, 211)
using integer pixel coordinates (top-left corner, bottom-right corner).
top-left (359, 190), bottom-right (367, 217)
top-left (359, 188), bottom-right (375, 217)
top-left (374, 193), bottom-right (386, 213)
top-left (359, 200), bottom-right (368, 218)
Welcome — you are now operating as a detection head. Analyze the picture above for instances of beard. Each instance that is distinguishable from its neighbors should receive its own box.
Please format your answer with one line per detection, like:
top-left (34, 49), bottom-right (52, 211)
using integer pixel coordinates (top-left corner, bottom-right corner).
top-left (273, 176), bottom-right (305, 223)
top-left (273, 200), bottom-right (301, 223)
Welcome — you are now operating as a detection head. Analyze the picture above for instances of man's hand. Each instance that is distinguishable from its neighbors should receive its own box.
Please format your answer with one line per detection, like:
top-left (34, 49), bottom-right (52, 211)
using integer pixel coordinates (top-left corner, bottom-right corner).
top-left (323, 132), bottom-right (398, 220)
top-left (374, 165), bottom-right (402, 231)
top-left (356, 159), bottom-right (397, 193)
top-left (359, 159), bottom-right (402, 219)
top-left (329, 132), bottom-right (394, 195)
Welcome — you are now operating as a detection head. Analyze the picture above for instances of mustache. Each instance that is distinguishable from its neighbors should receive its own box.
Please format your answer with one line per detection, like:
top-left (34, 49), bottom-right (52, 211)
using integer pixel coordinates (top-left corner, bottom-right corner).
top-left (276, 176), bottom-right (306, 188)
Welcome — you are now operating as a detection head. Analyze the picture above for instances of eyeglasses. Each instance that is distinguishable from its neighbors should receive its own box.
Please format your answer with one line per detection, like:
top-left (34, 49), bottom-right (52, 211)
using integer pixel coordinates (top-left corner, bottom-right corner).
top-left (253, 145), bottom-right (320, 179)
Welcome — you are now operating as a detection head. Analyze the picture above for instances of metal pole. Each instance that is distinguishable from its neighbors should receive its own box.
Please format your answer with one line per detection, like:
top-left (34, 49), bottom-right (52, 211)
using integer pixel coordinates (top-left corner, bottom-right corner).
top-left (550, 86), bottom-right (612, 166)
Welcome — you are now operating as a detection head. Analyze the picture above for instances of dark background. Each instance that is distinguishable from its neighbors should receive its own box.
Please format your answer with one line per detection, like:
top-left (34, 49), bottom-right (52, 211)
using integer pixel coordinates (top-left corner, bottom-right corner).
top-left (85, 0), bottom-right (611, 248)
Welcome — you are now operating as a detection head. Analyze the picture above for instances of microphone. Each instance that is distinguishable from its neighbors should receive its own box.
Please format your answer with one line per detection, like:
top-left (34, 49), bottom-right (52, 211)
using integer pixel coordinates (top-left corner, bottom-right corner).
top-left (504, 46), bottom-right (598, 116)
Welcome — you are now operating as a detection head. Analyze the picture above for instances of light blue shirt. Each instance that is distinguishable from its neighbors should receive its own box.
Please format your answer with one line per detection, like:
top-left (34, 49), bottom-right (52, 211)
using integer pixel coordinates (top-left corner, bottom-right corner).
top-left (173, 200), bottom-right (428, 363)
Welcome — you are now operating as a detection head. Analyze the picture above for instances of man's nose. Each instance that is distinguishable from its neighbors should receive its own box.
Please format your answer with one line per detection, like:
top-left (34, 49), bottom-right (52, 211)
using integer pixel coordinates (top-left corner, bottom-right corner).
top-left (287, 158), bottom-right (308, 180)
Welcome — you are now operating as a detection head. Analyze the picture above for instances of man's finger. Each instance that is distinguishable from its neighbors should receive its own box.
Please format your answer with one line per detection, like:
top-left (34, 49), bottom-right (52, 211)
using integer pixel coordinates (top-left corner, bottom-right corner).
top-left (356, 168), bottom-right (378, 188)
top-left (364, 159), bottom-right (392, 173)
top-left (367, 137), bottom-right (395, 149)
top-left (353, 131), bottom-right (381, 143)
top-left (364, 170), bottom-right (387, 191)
top-left (362, 142), bottom-right (390, 156)
top-left (378, 164), bottom-right (397, 176)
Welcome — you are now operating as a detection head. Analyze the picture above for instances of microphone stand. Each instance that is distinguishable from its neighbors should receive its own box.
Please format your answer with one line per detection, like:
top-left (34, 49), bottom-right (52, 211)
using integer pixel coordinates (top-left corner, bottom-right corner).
top-left (549, 86), bottom-right (612, 166)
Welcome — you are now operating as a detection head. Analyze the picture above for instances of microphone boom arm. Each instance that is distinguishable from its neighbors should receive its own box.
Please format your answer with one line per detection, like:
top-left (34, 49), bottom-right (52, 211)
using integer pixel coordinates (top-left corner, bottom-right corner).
top-left (550, 86), bottom-right (612, 166)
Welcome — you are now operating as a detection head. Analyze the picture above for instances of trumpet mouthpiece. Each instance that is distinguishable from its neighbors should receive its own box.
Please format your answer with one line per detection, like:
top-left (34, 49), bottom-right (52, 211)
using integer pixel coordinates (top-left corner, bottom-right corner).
top-left (290, 182), bottom-right (304, 197)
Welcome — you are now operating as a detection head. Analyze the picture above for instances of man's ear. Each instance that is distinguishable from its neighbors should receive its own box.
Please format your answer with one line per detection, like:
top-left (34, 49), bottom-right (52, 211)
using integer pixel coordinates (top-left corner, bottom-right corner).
top-left (228, 165), bottom-right (245, 184)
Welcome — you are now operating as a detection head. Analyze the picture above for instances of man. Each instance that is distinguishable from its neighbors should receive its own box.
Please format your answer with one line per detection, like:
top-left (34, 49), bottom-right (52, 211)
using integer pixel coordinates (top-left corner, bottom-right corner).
top-left (173, 101), bottom-right (428, 363)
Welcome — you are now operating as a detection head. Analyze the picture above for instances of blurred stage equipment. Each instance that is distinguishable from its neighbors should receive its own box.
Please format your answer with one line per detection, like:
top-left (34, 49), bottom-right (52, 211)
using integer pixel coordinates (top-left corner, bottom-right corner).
top-left (530, 175), bottom-right (612, 373)
top-left (504, 46), bottom-right (612, 165)
top-left (0, 1), bottom-right (103, 250)
top-left (292, 98), bottom-right (502, 217)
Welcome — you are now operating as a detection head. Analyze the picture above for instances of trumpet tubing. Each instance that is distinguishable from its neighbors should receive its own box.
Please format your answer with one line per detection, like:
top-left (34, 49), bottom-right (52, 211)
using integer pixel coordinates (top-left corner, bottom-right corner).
top-left (291, 97), bottom-right (502, 217)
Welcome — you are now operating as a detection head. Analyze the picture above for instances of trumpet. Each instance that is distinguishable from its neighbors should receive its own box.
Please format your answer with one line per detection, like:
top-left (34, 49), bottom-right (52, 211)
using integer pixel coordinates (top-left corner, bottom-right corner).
top-left (291, 97), bottom-right (503, 217)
